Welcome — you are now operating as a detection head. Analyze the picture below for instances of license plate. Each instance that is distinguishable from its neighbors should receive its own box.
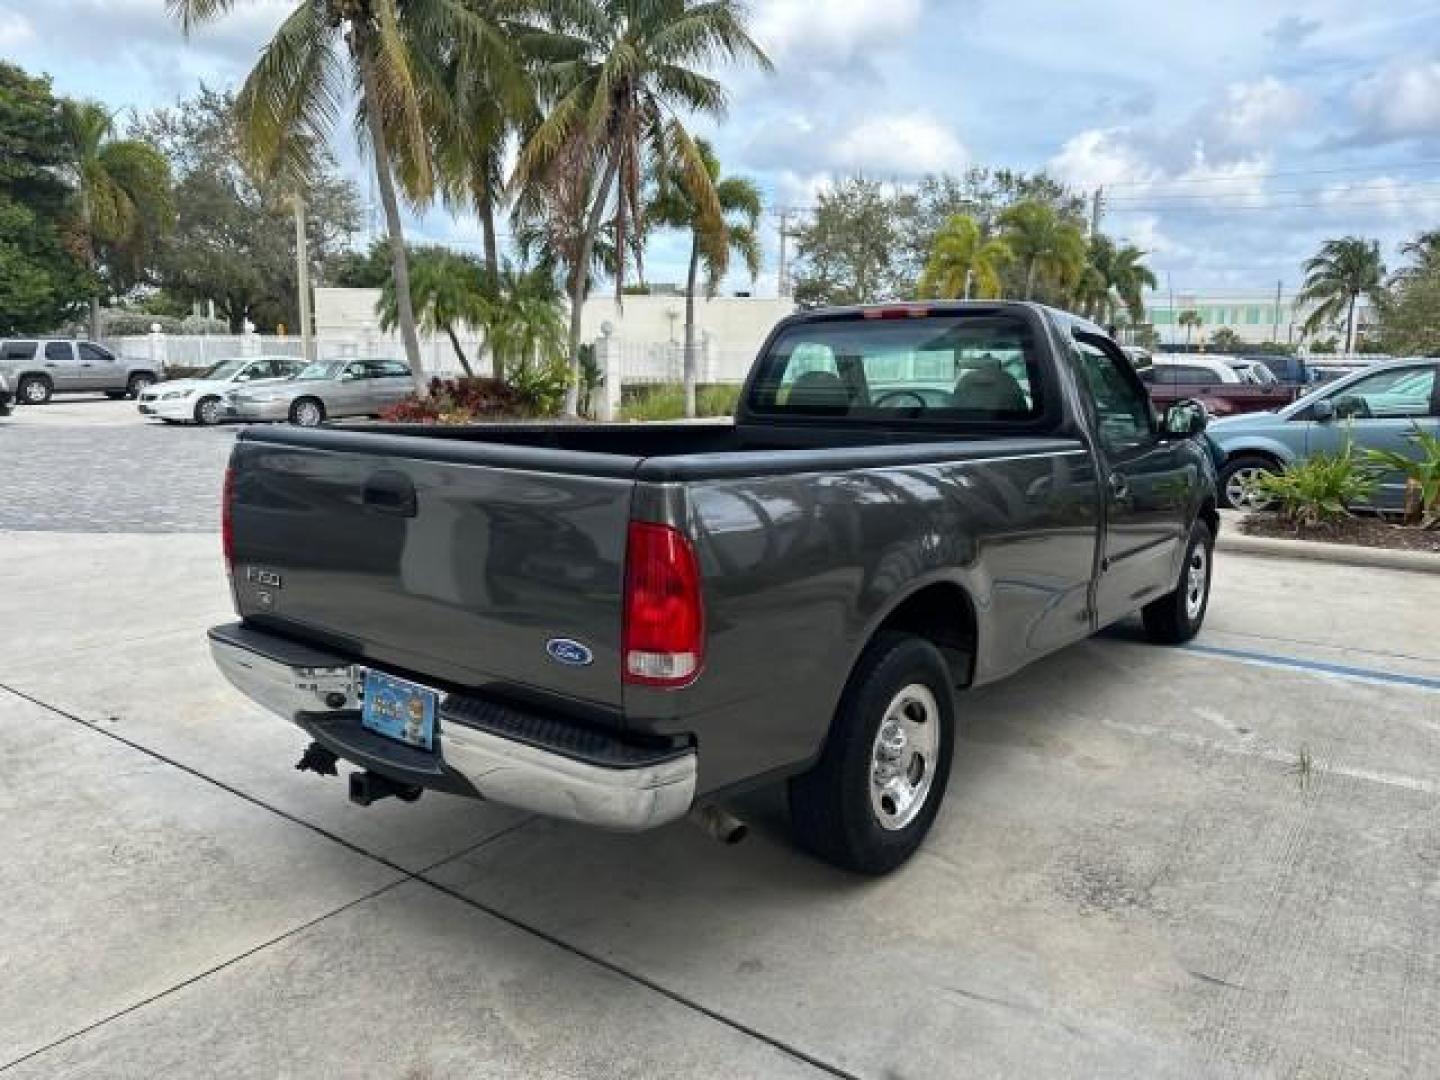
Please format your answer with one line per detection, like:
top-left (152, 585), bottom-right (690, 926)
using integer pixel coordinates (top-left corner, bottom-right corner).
top-left (359, 669), bottom-right (438, 750)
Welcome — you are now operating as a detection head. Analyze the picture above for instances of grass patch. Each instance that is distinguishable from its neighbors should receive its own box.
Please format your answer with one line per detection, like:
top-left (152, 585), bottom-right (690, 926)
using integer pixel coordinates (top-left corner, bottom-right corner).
top-left (621, 383), bottom-right (741, 421)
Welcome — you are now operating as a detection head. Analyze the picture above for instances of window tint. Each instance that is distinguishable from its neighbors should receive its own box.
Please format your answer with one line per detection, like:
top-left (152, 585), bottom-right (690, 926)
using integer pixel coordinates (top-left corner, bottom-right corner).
top-left (747, 312), bottom-right (1044, 422)
top-left (2, 341), bottom-right (37, 360)
top-left (44, 342), bottom-right (72, 362)
top-left (1332, 366), bottom-right (1436, 419)
top-left (77, 343), bottom-right (113, 363)
top-left (1072, 341), bottom-right (1154, 449)
top-left (374, 360), bottom-right (411, 378)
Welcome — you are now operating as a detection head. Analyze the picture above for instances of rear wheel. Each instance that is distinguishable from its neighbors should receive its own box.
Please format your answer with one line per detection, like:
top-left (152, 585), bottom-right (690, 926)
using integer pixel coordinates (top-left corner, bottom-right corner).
top-left (193, 396), bottom-right (223, 426)
top-left (1219, 454), bottom-right (1278, 510)
top-left (788, 632), bottom-right (955, 875)
top-left (1142, 518), bottom-right (1214, 644)
top-left (290, 397), bottom-right (325, 427)
top-left (18, 375), bottom-right (51, 405)
top-left (126, 373), bottom-right (155, 399)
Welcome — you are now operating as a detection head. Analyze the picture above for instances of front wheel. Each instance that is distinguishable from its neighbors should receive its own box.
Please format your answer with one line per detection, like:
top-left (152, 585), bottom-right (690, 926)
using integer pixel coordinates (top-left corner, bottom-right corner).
top-left (290, 397), bottom-right (325, 427)
top-left (1142, 519), bottom-right (1214, 645)
top-left (788, 632), bottom-right (955, 875)
top-left (193, 396), bottom-right (223, 426)
top-left (1218, 455), bottom-right (1277, 510)
top-left (18, 376), bottom-right (52, 405)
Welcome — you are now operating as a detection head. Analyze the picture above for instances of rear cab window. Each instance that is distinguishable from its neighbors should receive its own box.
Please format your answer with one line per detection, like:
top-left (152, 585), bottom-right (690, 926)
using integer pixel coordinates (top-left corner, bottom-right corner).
top-left (744, 308), bottom-right (1052, 429)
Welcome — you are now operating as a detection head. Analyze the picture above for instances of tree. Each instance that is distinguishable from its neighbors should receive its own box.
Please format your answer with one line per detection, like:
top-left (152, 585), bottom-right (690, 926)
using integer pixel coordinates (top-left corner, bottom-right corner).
top-left (171, 0), bottom-right (522, 396)
top-left (1396, 230), bottom-right (1440, 283)
top-left (133, 87), bottom-right (360, 331)
top-left (515, 0), bottom-right (772, 413)
top-left (647, 139), bottom-right (761, 416)
top-left (1296, 237), bottom-right (1385, 355)
top-left (1178, 309), bottom-right (1202, 344)
top-left (0, 62), bottom-right (91, 335)
top-left (916, 214), bottom-right (1010, 300)
top-left (1379, 266), bottom-right (1440, 356)
top-left (377, 247), bottom-right (487, 377)
top-left (998, 200), bottom-right (1087, 301)
top-left (790, 177), bottom-right (902, 307)
top-left (1210, 328), bottom-right (1244, 352)
top-left (59, 101), bottom-right (174, 340)
top-left (479, 262), bottom-right (568, 377)
top-left (1075, 234), bottom-right (1156, 322)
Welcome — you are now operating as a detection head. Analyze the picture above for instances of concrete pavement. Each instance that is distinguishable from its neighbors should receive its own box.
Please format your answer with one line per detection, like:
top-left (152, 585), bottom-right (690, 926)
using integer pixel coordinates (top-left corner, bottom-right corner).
top-left (3, 404), bottom-right (1440, 1077)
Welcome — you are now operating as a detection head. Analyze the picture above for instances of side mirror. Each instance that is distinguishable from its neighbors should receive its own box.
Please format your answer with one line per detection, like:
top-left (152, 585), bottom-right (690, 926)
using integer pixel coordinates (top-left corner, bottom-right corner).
top-left (1163, 399), bottom-right (1208, 437)
top-left (1311, 398), bottom-right (1336, 422)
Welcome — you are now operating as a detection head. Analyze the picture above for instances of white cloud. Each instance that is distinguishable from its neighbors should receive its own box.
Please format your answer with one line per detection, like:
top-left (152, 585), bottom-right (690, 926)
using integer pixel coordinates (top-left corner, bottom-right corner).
top-left (753, 0), bottom-right (925, 65)
top-left (1211, 77), bottom-right (1310, 148)
top-left (0, 7), bottom-right (34, 48)
top-left (1319, 176), bottom-right (1440, 221)
top-left (1048, 128), bottom-right (1161, 191)
top-left (1351, 58), bottom-right (1440, 142)
top-left (832, 113), bottom-right (968, 175)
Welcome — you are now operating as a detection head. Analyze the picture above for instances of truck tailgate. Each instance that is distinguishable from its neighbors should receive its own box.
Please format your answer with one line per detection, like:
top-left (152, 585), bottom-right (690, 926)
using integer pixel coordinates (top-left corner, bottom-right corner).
top-left (227, 431), bottom-right (638, 710)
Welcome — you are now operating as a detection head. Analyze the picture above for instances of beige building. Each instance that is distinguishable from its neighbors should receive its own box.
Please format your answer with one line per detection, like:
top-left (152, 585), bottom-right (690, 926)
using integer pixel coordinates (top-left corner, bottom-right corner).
top-left (1142, 289), bottom-right (1378, 348)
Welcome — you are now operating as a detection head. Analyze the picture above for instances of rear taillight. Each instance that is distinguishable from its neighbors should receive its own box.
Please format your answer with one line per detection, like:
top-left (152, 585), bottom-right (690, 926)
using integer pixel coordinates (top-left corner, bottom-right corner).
top-left (623, 522), bottom-right (704, 687)
top-left (221, 466), bottom-right (235, 573)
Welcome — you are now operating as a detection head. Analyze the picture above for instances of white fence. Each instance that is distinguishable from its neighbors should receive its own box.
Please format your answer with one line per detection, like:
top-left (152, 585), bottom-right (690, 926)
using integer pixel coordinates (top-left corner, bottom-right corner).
top-left (106, 330), bottom-right (758, 390)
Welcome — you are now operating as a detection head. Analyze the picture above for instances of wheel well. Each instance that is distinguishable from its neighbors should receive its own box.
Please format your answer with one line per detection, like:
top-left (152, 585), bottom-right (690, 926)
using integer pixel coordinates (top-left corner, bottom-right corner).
top-left (128, 369), bottom-right (156, 381)
top-left (293, 394), bottom-right (324, 412)
top-left (1198, 497), bottom-right (1219, 538)
top-left (873, 582), bottom-right (977, 688)
top-left (1223, 449), bottom-right (1283, 471)
top-left (19, 371), bottom-right (52, 386)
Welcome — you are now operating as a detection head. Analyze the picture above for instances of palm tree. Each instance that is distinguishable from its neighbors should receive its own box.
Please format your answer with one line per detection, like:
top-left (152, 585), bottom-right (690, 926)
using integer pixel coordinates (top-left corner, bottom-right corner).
top-left (1296, 237), bottom-right (1386, 354)
top-left (648, 139), bottom-right (761, 417)
top-left (1076, 234), bottom-right (1156, 324)
top-left (515, 0), bottom-right (772, 414)
top-left (60, 101), bottom-right (175, 341)
top-left (998, 200), bottom-right (1087, 300)
top-left (377, 248), bottom-right (487, 377)
top-left (917, 214), bottom-right (1010, 301)
top-left (170, 0), bottom-right (521, 395)
top-left (1396, 230), bottom-right (1440, 282)
top-left (481, 263), bottom-right (569, 376)
top-left (1178, 309), bottom-right (1201, 345)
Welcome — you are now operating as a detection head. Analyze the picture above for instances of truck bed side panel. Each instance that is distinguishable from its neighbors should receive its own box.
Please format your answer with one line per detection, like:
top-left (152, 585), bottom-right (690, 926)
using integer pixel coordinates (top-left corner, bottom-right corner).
top-left (624, 441), bottom-right (1102, 793)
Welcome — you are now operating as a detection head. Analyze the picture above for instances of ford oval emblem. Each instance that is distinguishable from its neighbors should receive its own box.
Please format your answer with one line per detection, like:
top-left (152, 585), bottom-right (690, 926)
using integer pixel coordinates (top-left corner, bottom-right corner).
top-left (546, 638), bottom-right (594, 667)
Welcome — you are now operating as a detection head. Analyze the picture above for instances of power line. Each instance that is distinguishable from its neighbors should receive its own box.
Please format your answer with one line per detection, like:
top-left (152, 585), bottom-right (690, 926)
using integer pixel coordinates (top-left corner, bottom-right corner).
top-left (1106, 178), bottom-right (1440, 205)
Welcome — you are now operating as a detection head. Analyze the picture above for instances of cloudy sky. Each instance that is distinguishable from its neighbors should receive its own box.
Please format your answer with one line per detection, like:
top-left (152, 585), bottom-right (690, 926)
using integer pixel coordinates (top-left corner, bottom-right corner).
top-left (3, 0), bottom-right (1439, 297)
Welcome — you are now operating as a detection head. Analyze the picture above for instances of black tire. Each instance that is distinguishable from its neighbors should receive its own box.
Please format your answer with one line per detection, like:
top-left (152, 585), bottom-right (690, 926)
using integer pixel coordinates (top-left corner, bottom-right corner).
top-left (193, 396), bottom-right (223, 426)
top-left (1142, 518), bottom-right (1214, 645)
top-left (104, 390), bottom-right (127, 400)
top-left (290, 397), bottom-right (325, 427)
top-left (126, 373), bottom-right (155, 399)
top-left (788, 632), bottom-right (956, 875)
top-left (1218, 454), bottom-right (1278, 510)
top-left (17, 375), bottom-right (52, 405)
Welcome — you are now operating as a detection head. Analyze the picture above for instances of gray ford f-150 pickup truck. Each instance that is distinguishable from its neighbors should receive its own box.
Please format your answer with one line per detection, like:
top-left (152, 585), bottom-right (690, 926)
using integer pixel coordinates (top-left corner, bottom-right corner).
top-left (210, 302), bottom-right (1218, 874)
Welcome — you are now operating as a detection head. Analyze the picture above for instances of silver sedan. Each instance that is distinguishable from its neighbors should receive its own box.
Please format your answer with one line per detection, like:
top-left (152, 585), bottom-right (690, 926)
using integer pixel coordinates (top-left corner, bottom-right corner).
top-left (225, 358), bottom-right (415, 426)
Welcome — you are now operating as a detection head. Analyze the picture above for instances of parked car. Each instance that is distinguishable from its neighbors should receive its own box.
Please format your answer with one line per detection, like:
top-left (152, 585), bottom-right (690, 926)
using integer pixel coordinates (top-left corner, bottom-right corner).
top-left (1238, 353), bottom-right (1316, 387)
top-left (1140, 354), bottom-right (1300, 418)
top-left (0, 339), bottom-right (162, 404)
top-left (208, 301), bottom-right (1220, 875)
top-left (138, 356), bottom-right (305, 425)
top-left (224, 357), bottom-right (413, 426)
top-left (1208, 358), bottom-right (1439, 509)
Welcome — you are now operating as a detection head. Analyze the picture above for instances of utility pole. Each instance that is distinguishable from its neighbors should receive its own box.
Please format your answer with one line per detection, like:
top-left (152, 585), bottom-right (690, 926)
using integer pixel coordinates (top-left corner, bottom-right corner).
top-left (293, 194), bottom-right (314, 363)
top-left (1090, 186), bottom-right (1104, 237)
top-left (777, 208), bottom-right (790, 299)
top-left (1272, 280), bottom-right (1282, 344)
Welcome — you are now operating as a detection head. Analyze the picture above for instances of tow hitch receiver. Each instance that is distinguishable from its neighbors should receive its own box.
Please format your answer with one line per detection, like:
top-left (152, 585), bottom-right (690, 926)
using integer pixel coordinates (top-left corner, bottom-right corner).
top-left (348, 770), bottom-right (423, 807)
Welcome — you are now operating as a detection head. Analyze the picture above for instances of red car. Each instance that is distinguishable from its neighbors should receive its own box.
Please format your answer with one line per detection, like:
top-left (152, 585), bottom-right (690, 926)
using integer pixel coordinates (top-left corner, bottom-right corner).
top-left (1140, 355), bottom-right (1301, 418)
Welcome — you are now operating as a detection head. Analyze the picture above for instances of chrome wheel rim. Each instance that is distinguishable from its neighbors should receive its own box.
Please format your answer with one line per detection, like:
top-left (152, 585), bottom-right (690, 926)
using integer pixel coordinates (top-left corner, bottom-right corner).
top-left (295, 401), bottom-right (320, 426)
top-left (1185, 544), bottom-right (1209, 620)
top-left (198, 399), bottom-right (220, 424)
top-left (1225, 466), bottom-right (1272, 509)
top-left (23, 381), bottom-right (46, 402)
top-left (869, 684), bottom-right (941, 831)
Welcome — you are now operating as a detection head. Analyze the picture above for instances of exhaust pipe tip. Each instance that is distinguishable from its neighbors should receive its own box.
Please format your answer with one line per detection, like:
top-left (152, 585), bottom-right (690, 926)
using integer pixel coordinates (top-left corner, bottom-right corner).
top-left (689, 803), bottom-right (748, 845)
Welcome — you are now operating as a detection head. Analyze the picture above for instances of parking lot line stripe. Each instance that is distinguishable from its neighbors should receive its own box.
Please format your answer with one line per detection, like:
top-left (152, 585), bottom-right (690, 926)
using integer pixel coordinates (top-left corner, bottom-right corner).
top-left (1183, 643), bottom-right (1440, 693)
top-left (0, 682), bottom-right (859, 1080)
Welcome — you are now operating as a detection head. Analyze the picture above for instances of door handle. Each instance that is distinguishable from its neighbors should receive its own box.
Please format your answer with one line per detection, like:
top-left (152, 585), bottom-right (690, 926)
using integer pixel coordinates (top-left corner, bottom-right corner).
top-left (362, 471), bottom-right (417, 517)
top-left (1108, 472), bottom-right (1130, 500)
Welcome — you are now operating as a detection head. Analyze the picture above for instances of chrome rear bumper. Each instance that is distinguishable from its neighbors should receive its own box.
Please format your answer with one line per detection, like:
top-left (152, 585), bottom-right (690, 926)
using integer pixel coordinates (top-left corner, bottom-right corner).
top-left (207, 623), bottom-right (696, 831)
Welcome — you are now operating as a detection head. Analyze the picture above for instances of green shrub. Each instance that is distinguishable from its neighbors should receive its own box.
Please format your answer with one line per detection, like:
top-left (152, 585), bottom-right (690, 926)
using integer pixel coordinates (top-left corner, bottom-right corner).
top-left (621, 383), bottom-right (742, 421)
top-left (1251, 445), bottom-right (1376, 527)
top-left (1364, 424), bottom-right (1440, 528)
top-left (506, 357), bottom-right (571, 417)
